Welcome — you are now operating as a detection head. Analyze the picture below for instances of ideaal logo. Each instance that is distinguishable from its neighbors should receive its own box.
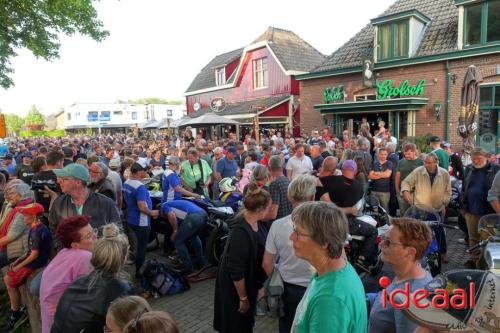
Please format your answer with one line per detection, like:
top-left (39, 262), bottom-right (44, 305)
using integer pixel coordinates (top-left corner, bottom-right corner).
top-left (379, 276), bottom-right (475, 309)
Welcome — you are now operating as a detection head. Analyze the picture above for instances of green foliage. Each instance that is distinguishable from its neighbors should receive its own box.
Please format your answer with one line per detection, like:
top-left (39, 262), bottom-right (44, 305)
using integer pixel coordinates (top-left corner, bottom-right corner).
top-left (0, 0), bottom-right (109, 89)
top-left (128, 97), bottom-right (184, 105)
top-left (402, 133), bottom-right (434, 154)
top-left (19, 129), bottom-right (65, 137)
top-left (5, 113), bottom-right (24, 135)
top-left (25, 105), bottom-right (45, 130)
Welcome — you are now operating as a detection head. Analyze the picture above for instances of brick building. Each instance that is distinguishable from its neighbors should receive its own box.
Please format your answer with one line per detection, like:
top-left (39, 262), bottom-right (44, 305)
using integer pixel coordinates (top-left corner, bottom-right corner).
top-left (297, 0), bottom-right (500, 152)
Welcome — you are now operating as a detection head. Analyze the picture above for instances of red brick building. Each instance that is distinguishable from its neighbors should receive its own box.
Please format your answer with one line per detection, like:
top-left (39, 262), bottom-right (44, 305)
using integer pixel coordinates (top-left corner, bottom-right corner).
top-left (297, 0), bottom-right (500, 152)
top-left (184, 27), bottom-right (325, 138)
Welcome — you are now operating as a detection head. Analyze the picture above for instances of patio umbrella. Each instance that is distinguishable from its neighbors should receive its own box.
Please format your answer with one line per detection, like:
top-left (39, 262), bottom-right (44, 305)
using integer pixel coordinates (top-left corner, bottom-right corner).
top-left (458, 65), bottom-right (483, 154)
top-left (182, 113), bottom-right (239, 127)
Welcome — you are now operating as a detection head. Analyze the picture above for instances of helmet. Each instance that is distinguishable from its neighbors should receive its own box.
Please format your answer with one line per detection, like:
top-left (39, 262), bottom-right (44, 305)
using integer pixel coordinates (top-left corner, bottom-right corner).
top-left (219, 177), bottom-right (236, 193)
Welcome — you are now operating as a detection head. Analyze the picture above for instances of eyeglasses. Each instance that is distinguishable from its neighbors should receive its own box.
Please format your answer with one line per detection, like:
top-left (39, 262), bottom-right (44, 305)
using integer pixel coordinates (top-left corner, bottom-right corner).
top-left (292, 224), bottom-right (312, 240)
top-left (81, 228), bottom-right (98, 241)
top-left (380, 235), bottom-right (404, 248)
top-left (59, 177), bottom-right (74, 182)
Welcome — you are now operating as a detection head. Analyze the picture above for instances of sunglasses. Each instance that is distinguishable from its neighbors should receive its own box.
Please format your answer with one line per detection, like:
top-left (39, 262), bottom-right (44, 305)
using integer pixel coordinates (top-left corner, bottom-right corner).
top-left (380, 235), bottom-right (404, 248)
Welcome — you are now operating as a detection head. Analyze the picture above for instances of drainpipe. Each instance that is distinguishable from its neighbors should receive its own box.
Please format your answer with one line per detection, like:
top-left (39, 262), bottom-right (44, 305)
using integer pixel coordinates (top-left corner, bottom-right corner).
top-left (445, 60), bottom-right (451, 141)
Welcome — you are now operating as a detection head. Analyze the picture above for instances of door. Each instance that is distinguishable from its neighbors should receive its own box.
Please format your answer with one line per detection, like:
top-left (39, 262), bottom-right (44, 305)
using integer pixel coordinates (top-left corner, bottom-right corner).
top-left (478, 85), bottom-right (500, 153)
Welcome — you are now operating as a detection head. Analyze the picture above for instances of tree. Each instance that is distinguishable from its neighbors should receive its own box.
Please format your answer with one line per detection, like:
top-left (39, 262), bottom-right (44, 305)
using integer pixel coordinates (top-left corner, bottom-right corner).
top-left (5, 114), bottom-right (25, 136)
top-left (25, 105), bottom-right (45, 130)
top-left (0, 0), bottom-right (109, 89)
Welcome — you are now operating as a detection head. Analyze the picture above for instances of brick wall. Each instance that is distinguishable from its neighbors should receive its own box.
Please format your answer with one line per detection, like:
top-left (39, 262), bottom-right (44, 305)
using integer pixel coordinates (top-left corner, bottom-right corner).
top-left (299, 53), bottom-right (500, 151)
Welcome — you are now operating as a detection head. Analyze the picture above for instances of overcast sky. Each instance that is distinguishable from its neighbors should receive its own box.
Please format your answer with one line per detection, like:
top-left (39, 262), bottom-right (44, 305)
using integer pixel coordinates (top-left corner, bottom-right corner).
top-left (0, 0), bottom-right (394, 116)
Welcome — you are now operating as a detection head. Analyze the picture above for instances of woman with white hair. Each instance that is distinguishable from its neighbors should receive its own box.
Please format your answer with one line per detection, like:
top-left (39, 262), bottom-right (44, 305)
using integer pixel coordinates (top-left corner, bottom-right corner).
top-left (262, 175), bottom-right (316, 333)
top-left (51, 224), bottom-right (132, 333)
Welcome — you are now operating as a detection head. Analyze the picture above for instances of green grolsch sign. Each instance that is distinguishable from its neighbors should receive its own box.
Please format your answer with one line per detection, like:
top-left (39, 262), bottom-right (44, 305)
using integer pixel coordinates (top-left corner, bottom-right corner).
top-left (376, 79), bottom-right (425, 100)
top-left (323, 85), bottom-right (344, 103)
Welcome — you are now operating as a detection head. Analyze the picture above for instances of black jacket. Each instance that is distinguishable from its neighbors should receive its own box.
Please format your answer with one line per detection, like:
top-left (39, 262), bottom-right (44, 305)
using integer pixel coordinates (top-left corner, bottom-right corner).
top-left (49, 191), bottom-right (121, 233)
top-left (51, 273), bottom-right (131, 333)
top-left (89, 178), bottom-right (117, 202)
top-left (461, 162), bottom-right (500, 211)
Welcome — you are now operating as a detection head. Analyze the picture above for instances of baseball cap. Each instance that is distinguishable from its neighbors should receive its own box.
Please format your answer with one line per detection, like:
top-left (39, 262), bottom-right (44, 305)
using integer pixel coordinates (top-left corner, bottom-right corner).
top-left (227, 147), bottom-right (237, 155)
top-left (53, 163), bottom-right (90, 182)
top-left (3, 154), bottom-right (13, 160)
top-left (342, 160), bottom-right (357, 172)
top-left (130, 162), bottom-right (146, 174)
top-left (108, 159), bottom-right (121, 169)
top-left (442, 141), bottom-right (451, 148)
top-left (429, 136), bottom-right (441, 143)
top-left (18, 203), bottom-right (45, 216)
top-left (62, 147), bottom-right (73, 157)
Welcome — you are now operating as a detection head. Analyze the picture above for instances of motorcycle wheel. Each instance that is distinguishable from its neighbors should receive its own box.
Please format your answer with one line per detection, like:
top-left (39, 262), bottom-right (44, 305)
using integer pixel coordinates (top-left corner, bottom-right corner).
top-left (206, 227), bottom-right (227, 266)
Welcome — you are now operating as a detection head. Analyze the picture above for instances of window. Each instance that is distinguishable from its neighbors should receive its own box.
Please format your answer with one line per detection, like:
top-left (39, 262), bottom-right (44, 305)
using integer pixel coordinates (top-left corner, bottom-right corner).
top-left (113, 111), bottom-right (123, 115)
top-left (253, 57), bottom-right (268, 89)
top-left (67, 113), bottom-right (71, 121)
top-left (182, 110), bottom-right (188, 117)
top-left (167, 110), bottom-right (173, 117)
top-left (378, 20), bottom-right (409, 60)
top-left (464, 0), bottom-right (500, 46)
top-left (87, 112), bottom-right (98, 122)
top-left (355, 94), bottom-right (377, 101)
top-left (215, 67), bottom-right (226, 86)
top-left (100, 111), bottom-right (110, 121)
top-left (132, 112), bottom-right (137, 120)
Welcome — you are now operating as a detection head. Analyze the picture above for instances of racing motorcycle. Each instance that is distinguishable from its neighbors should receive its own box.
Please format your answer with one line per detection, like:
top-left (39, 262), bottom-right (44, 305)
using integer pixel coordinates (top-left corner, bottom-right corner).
top-left (345, 194), bottom-right (390, 277)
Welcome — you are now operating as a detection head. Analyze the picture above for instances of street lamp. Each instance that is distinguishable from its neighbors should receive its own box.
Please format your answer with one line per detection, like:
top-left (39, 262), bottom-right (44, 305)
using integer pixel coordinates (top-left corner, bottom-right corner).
top-left (433, 101), bottom-right (442, 121)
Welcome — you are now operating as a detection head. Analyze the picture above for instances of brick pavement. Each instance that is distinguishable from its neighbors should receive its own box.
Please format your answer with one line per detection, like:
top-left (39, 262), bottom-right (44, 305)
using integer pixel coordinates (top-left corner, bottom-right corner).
top-left (148, 222), bottom-right (469, 333)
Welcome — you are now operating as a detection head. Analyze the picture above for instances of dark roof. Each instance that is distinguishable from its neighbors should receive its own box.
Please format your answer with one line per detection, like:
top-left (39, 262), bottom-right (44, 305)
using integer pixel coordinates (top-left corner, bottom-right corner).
top-left (312, 0), bottom-right (458, 73)
top-left (252, 27), bottom-right (326, 72)
top-left (189, 95), bottom-right (290, 117)
top-left (185, 27), bottom-right (325, 94)
top-left (185, 48), bottom-right (243, 93)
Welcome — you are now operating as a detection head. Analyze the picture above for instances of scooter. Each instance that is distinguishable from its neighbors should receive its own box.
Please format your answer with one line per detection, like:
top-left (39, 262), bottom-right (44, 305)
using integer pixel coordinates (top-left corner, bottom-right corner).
top-left (466, 213), bottom-right (500, 274)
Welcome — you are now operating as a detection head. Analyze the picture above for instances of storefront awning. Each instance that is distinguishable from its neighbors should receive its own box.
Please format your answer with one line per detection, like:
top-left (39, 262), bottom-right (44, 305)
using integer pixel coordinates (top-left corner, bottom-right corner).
top-left (314, 97), bottom-right (429, 114)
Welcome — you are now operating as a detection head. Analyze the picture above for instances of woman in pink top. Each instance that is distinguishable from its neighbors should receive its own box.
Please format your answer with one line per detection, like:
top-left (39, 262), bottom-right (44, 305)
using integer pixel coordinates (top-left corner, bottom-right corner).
top-left (39, 216), bottom-right (96, 333)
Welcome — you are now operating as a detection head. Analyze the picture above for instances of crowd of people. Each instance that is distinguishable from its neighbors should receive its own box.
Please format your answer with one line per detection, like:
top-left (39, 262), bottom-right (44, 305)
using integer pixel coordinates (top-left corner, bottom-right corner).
top-left (0, 120), bottom-right (498, 333)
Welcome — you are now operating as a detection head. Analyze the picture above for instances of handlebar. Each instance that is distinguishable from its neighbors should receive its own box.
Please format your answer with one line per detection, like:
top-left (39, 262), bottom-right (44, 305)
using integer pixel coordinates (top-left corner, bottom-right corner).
top-left (466, 236), bottom-right (500, 253)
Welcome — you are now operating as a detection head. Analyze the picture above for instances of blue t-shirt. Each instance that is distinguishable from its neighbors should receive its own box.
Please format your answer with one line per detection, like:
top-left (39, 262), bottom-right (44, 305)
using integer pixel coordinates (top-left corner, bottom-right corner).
top-left (368, 271), bottom-right (432, 333)
top-left (467, 166), bottom-right (492, 215)
top-left (26, 223), bottom-right (53, 270)
top-left (123, 179), bottom-right (152, 227)
top-left (161, 199), bottom-right (205, 222)
top-left (161, 169), bottom-right (182, 203)
top-left (216, 157), bottom-right (238, 178)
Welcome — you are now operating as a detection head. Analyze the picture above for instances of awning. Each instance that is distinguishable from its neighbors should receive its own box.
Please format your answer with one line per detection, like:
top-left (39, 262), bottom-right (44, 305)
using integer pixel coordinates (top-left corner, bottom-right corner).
top-left (314, 97), bottom-right (429, 114)
top-left (140, 120), bottom-right (160, 129)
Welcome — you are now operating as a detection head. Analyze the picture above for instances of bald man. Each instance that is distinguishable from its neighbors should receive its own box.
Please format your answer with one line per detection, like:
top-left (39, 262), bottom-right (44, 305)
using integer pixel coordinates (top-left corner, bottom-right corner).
top-left (318, 156), bottom-right (342, 178)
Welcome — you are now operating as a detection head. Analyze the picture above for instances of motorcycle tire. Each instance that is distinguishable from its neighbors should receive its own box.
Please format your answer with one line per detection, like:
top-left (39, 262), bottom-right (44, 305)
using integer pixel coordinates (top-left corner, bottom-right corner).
top-left (206, 227), bottom-right (227, 266)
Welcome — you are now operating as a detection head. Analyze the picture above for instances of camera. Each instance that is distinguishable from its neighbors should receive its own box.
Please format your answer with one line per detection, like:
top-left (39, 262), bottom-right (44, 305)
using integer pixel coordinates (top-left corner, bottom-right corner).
top-left (32, 183), bottom-right (58, 191)
top-left (194, 180), bottom-right (205, 194)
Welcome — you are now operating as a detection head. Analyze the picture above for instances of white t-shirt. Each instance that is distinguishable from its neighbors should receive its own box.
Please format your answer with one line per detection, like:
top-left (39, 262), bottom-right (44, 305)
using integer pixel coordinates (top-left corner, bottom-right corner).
top-left (265, 215), bottom-right (313, 287)
top-left (286, 155), bottom-right (313, 180)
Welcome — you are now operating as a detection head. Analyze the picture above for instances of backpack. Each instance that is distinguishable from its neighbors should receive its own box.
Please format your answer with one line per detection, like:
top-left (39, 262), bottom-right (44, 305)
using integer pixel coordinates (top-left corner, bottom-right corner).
top-left (139, 259), bottom-right (190, 296)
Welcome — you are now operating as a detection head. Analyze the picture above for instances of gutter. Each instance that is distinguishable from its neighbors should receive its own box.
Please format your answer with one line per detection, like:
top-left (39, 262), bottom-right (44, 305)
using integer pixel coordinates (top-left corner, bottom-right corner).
top-left (445, 60), bottom-right (451, 141)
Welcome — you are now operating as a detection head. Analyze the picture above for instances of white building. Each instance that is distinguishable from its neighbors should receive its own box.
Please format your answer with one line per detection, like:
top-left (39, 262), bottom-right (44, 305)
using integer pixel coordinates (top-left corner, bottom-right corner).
top-left (64, 103), bottom-right (187, 133)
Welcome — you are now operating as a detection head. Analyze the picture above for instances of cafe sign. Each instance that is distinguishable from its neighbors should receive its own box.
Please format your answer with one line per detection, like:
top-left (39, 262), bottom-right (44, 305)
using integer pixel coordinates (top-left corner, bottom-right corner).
top-left (376, 79), bottom-right (425, 100)
top-left (323, 85), bottom-right (345, 104)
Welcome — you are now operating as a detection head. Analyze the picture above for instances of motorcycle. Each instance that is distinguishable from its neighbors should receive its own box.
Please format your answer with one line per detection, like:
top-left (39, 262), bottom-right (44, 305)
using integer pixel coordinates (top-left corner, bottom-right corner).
top-left (466, 213), bottom-right (500, 273)
top-left (345, 194), bottom-right (390, 277)
top-left (404, 205), bottom-right (459, 277)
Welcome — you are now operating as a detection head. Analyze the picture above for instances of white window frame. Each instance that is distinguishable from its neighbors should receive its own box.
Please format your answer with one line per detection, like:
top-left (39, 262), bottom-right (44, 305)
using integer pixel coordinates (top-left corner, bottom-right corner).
top-left (167, 110), bottom-right (173, 117)
top-left (253, 57), bottom-right (268, 90)
top-left (215, 67), bottom-right (226, 86)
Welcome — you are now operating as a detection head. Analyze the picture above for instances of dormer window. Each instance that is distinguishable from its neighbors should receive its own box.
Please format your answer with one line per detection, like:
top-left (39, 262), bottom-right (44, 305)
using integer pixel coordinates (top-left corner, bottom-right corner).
top-left (253, 57), bottom-right (268, 89)
top-left (464, 0), bottom-right (500, 47)
top-left (377, 20), bottom-right (409, 60)
top-left (215, 67), bottom-right (226, 86)
top-left (372, 10), bottom-right (430, 62)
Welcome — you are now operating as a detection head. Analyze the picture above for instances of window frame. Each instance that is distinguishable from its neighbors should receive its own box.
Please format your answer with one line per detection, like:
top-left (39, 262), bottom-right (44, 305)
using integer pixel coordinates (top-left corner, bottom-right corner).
top-left (253, 57), bottom-right (269, 90)
top-left (87, 111), bottom-right (98, 122)
top-left (215, 67), bottom-right (226, 86)
top-left (131, 111), bottom-right (138, 120)
top-left (464, 0), bottom-right (500, 47)
top-left (377, 20), bottom-right (409, 61)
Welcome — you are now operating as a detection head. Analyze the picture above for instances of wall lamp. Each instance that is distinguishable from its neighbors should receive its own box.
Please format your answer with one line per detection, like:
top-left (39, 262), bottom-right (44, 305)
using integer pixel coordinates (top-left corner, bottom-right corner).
top-left (433, 101), bottom-right (442, 121)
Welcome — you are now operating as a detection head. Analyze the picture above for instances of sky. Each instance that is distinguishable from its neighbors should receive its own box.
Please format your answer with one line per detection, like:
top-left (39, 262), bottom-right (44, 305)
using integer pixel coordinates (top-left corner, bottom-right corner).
top-left (0, 0), bottom-right (394, 117)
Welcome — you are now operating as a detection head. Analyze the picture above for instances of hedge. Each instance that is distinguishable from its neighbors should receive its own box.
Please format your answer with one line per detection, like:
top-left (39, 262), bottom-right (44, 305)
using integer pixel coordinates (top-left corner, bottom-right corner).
top-left (19, 129), bottom-right (66, 138)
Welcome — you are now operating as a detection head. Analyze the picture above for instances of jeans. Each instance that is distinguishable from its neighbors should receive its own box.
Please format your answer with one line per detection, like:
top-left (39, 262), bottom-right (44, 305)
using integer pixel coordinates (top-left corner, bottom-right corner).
top-left (174, 212), bottom-right (207, 270)
top-left (372, 191), bottom-right (390, 212)
top-left (280, 282), bottom-right (307, 333)
top-left (128, 224), bottom-right (151, 275)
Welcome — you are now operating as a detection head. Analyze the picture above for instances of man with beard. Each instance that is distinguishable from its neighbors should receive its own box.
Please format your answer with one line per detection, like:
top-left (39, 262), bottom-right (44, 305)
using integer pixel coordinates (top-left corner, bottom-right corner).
top-left (88, 162), bottom-right (117, 202)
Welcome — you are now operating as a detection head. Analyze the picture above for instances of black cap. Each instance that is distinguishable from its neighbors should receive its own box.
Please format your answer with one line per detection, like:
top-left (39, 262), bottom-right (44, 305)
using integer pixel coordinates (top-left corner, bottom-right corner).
top-left (130, 162), bottom-right (146, 174)
top-left (3, 154), bottom-right (13, 160)
top-left (62, 147), bottom-right (73, 158)
top-left (429, 136), bottom-right (441, 143)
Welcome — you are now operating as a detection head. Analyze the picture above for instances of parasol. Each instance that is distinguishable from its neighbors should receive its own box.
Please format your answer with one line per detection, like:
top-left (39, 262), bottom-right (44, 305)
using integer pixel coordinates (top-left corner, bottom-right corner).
top-left (458, 65), bottom-right (483, 154)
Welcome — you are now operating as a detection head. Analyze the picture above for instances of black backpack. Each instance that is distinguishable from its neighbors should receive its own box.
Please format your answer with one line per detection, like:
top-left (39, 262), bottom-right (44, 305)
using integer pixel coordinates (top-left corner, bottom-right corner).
top-left (139, 259), bottom-right (190, 296)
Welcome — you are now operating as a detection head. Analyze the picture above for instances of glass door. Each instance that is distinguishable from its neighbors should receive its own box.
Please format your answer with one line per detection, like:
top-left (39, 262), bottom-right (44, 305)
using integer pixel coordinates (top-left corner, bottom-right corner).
top-left (478, 85), bottom-right (500, 153)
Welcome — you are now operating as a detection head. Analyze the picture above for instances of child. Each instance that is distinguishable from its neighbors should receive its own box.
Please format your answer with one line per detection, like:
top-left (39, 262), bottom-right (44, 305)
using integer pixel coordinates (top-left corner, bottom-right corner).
top-left (3, 203), bottom-right (53, 331)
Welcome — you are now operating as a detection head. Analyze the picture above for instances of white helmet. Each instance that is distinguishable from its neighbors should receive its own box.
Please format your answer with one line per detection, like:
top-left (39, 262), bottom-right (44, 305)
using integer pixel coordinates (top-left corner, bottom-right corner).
top-left (219, 177), bottom-right (236, 193)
